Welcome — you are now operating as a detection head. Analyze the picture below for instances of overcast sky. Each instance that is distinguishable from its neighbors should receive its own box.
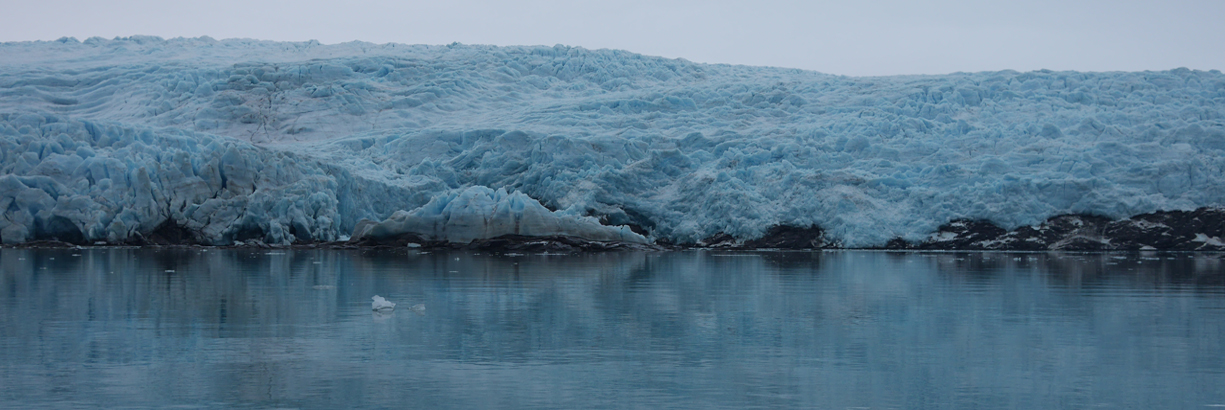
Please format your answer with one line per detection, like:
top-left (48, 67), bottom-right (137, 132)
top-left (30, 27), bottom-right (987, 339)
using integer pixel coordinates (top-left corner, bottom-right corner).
top-left (2, 0), bottom-right (1221, 76)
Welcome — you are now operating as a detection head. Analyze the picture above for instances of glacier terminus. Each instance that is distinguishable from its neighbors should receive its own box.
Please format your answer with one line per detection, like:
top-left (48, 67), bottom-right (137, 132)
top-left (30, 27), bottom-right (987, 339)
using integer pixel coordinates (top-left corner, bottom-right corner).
top-left (1, 36), bottom-right (1223, 250)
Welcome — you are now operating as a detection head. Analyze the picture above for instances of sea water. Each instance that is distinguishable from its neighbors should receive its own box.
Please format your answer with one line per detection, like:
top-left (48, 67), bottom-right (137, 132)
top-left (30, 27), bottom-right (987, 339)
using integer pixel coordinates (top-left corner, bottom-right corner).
top-left (1, 248), bottom-right (1223, 409)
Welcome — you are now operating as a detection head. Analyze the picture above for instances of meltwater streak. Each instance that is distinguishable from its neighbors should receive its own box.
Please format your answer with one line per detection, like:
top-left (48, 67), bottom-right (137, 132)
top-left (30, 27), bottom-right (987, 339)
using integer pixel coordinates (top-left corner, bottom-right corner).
top-left (0, 248), bottom-right (1223, 409)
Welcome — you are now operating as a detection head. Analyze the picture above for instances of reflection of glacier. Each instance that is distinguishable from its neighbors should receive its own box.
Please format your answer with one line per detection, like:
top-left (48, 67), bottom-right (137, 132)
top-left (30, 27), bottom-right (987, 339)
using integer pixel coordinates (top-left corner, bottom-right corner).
top-left (2, 37), bottom-right (1224, 246)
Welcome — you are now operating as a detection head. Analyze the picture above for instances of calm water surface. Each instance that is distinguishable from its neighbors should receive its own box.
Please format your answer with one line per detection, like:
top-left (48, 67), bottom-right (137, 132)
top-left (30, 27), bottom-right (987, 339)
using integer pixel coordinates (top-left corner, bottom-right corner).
top-left (1, 248), bottom-right (1223, 409)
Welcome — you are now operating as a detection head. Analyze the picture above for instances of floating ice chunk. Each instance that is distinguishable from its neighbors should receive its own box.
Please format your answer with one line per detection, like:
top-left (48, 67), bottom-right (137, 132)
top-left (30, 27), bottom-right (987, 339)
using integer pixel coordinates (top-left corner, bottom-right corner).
top-left (371, 295), bottom-right (396, 311)
top-left (410, 304), bottom-right (426, 312)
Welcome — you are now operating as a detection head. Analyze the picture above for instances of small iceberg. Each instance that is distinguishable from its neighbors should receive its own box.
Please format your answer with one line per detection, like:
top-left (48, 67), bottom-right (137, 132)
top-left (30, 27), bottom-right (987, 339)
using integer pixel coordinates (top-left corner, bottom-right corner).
top-left (410, 304), bottom-right (426, 312)
top-left (371, 295), bottom-right (396, 311)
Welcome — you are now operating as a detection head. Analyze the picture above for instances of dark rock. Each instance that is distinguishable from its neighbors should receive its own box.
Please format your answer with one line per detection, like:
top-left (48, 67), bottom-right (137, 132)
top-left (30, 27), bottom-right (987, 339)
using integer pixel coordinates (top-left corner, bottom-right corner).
top-left (697, 225), bottom-right (832, 249)
top-left (7, 239), bottom-right (78, 248)
top-left (467, 235), bottom-right (663, 252)
top-left (917, 215), bottom-right (1117, 250)
top-left (743, 225), bottom-right (828, 249)
top-left (33, 215), bottom-right (86, 245)
top-left (11, 206), bottom-right (1222, 252)
top-left (918, 219), bottom-right (1007, 250)
top-left (1002, 214), bottom-right (1113, 251)
top-left (343, 232), bottom-right (662, 252)
top-left (347, 232), bottom-right (436, 248)
top-left (623, 223), bottom-right (650, 237)
top-left (884, 237), bottom-right (913, 249)
top-left (913, 208), bottom-right (1225, 251)
top-left (244, 239), bottom-right (272, 249)
top-left (229, 223), bottom-right (266, 244)
top-left (288, 222), bottom-right (315, 244)
top-left (1051, 235), bottom-right (1112, 251)
top-left (698, 232), bottom-right (738, 248)
top-left (144, 219), bottom-right (202, 245)
top-left (1105, 207), bottom-right (1225, 250)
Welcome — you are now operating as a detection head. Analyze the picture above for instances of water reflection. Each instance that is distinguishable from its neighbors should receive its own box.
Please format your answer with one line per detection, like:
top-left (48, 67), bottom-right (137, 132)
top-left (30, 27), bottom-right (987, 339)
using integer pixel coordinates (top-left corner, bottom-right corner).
top-left (1, 249), bottom-right (1223, 409)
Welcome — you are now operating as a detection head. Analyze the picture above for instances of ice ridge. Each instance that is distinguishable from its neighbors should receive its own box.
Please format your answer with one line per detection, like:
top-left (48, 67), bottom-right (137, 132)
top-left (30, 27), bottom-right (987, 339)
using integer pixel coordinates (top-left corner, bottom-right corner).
top-left (2, 38), bottom-right (1224, 247)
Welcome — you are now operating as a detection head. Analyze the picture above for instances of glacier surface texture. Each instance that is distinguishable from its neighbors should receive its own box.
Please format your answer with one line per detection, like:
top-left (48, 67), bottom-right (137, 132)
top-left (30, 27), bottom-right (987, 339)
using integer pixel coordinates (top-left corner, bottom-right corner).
top-left (1, 36), bottom-right (1224, 247)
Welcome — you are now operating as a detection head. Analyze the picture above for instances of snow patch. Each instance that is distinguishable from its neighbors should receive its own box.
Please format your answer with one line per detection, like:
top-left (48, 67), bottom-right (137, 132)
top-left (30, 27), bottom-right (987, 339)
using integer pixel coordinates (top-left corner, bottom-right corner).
top-left (1193, 233), bottom-right (1225, 248)
top-left (931, 231), bottom-right (959, 242)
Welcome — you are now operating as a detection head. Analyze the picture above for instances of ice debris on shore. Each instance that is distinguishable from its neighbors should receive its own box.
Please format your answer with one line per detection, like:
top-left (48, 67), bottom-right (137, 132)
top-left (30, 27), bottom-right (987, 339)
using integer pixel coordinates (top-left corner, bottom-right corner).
top-left (351, 186), bottom-right (647, 244)
top-left (1, 37), bottom-right (1224, 247)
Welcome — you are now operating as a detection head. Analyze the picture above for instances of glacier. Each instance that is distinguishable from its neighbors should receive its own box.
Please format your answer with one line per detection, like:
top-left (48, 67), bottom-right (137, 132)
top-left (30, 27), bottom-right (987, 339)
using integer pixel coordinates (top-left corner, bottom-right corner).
top-left (1, 36), bottom-right (1224, 248)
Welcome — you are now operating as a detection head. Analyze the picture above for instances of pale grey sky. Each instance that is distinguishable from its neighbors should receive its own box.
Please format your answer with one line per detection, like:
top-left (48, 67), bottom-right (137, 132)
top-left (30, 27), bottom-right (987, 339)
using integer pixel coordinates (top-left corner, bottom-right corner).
top-left (2, 0), bottom-right (1221, 76)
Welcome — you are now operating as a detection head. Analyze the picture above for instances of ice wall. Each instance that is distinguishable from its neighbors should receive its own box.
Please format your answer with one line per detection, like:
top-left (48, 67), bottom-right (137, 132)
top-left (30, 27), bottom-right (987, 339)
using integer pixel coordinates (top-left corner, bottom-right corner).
top-left (0, 114), bottom-right (429, 245)
top-left (2, 37), bottom-right (1224, 246)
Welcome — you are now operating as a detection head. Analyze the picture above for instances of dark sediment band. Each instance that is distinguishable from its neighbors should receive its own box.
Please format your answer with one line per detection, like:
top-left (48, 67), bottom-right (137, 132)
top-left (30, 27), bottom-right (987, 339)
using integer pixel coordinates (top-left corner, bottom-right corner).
top-left (5, 208), bottom-right (1224, 252)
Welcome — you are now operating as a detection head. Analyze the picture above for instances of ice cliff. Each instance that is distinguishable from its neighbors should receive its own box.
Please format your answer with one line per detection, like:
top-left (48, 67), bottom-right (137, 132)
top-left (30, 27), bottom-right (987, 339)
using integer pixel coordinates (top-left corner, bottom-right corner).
top-left (2, 36), bottom-right (1224, 247)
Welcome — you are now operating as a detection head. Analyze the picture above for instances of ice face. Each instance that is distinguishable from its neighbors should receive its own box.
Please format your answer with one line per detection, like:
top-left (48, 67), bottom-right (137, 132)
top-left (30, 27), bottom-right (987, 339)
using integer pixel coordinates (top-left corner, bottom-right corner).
top-left (2, 37), bottom-right (1224, 247)
top-left (0, 118), bottom-right (349, 245)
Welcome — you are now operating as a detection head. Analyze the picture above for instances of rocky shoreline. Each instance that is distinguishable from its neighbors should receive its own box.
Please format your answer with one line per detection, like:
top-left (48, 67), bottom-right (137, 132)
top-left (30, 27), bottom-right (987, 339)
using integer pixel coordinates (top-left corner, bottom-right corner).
top-left (5, 207), bottom-right (1223, 253)
top-left (692, 207), bottom-right (1225, 252)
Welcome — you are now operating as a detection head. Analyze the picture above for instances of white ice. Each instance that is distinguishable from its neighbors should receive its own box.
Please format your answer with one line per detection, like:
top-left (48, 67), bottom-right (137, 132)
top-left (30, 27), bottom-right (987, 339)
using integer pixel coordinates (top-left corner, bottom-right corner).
top-left (351, 186), bottom-right (646, 244)
top-left (1, 37), bottom-right (1224, 247)
top-left (371, 295), bottom-right (395, 311)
